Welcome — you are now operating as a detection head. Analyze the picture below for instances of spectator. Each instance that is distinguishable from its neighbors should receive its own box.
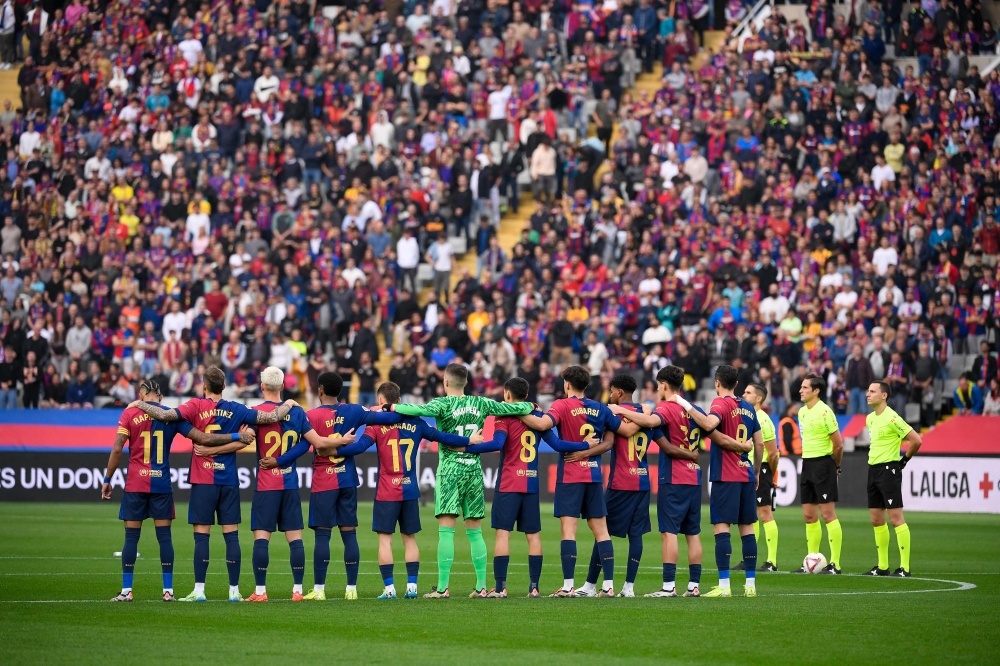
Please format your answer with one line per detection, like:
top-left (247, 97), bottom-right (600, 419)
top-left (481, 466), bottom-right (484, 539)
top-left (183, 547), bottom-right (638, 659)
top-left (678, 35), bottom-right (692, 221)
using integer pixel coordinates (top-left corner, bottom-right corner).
top-left (66, 369), bottom-right (95, 409)
top-left (953, 374), bottom-right (984, 415)
top-left (984, 378), bottom-right (1000, 416)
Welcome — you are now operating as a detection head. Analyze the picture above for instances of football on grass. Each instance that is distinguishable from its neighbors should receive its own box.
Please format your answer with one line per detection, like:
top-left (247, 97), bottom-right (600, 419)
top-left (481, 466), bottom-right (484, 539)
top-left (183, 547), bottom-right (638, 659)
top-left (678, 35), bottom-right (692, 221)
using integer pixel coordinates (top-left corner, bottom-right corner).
top-left (803, 553), bottom-right (828, 573)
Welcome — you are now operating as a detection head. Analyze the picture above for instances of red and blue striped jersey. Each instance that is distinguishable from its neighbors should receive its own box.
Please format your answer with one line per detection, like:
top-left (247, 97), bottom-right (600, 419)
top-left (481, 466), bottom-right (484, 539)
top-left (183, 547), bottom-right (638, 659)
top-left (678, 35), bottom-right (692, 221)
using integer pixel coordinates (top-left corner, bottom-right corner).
top-left (607, 403), bottom-right (663, 491)
top-left (305, 403), bottom-right (401, 492)
top-left (175, 397), bottom-right (257, 486)
top-left (338, 416), bottom-right (466, 501)
top-left (118, 404), bottom-right (192, 493)
top-left (547, 397), bottom-right (623, 484)
top-left (253, 402), bottom-right (313, 491)
top-left (709, 395), bottom-right (760, 483)
top-left (654, 401), bottom-right (703, 486)
top-left (466, 410), bottom-right (590, 493)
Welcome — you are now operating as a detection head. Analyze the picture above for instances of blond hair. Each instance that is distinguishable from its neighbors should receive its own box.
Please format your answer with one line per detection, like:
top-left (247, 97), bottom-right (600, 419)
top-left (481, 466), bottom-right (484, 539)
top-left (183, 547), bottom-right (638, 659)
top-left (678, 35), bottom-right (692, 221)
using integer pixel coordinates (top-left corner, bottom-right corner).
top-left (260, 366), bottom-right (285, 391)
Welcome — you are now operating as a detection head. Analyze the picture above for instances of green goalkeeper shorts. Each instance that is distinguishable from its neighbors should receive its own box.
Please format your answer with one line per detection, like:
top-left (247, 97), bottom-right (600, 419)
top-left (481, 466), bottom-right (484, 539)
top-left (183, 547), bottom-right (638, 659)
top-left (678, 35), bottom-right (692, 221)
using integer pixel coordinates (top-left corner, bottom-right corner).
top-left (435, 471), bottom-right (486, 519)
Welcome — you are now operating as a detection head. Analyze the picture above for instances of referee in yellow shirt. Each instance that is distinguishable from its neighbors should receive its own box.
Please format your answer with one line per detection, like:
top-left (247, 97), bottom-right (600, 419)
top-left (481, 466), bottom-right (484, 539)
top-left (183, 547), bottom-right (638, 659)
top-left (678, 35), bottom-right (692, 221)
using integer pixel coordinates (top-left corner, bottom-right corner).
top-left (792, 374), bottom-right (844, 574)
top-left (862, 381), bottom-right (922, 577)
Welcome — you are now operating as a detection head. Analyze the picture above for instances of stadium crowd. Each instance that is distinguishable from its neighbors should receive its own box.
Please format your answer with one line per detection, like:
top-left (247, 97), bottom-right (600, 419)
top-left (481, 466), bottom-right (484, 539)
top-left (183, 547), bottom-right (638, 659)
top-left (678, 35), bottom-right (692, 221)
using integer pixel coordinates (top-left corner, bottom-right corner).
top-left (0, 0), bottom-right (998, 430)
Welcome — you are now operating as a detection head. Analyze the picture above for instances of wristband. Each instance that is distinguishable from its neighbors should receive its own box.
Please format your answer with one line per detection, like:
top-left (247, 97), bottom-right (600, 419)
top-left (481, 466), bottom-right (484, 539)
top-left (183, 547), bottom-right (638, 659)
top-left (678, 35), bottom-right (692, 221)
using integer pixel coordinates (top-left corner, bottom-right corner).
top-left (103, 476), bottom-right (111, 484)
top-left (231, 433), bottom-right (241, 441)
top-left (675, 397), bottom-right (693, 413)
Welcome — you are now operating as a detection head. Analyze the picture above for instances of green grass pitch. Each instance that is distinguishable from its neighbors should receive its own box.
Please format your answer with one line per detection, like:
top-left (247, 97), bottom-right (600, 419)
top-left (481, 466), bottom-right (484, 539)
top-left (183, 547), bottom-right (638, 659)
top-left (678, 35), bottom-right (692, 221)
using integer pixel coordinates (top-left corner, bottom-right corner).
top-left (1, 502), bottom-right (998, 665)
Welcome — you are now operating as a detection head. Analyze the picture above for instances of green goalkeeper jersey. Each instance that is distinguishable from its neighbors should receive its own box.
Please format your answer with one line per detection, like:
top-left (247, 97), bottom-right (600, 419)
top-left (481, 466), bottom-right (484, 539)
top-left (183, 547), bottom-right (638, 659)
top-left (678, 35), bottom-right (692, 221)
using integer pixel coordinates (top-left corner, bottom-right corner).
top-left (395, 395), bottom-right (533, 475)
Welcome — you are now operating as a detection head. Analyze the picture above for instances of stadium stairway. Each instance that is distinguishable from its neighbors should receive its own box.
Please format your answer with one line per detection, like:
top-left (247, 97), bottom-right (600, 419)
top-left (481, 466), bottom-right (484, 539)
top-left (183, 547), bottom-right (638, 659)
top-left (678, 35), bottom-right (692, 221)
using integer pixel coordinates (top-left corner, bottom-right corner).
top-left (0, 65), bottom-right (20, 108)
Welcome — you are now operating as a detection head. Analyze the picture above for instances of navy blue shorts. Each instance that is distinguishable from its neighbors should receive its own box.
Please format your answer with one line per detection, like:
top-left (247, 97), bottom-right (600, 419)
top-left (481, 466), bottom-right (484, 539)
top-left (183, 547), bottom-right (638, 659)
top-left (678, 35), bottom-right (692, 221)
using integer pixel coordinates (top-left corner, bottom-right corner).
top-left (710, 481), bottom-right (757, 526)
top-left (492, 491), bottom-right (541, 533)
top-left (309, 487), bottom-right (358, 529)
top-left (605, 489), bottom-right (651, 537)
top-left (120, 492), bottom-right (175, 522)
top-left (554, 482), bottom-right (606, 520)
top-left (657, 484), bottom-right (702, 535)
top-left (188, 484), bottom-right (241, 526)
top-left (250, 489), bottom-right (304, 532)
top-left (372, 499), bottom-right (421, 534)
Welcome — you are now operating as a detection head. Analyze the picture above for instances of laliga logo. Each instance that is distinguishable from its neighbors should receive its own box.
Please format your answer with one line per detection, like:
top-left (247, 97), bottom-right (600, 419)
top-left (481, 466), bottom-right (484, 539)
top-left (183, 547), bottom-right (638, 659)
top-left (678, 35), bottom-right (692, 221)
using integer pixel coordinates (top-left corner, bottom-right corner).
top-left (203, 461), bottom-right (212, 469)
top-left (139, 468), bottom-right (149, 477)
top-left (516, 469), bottom-right (526, 477)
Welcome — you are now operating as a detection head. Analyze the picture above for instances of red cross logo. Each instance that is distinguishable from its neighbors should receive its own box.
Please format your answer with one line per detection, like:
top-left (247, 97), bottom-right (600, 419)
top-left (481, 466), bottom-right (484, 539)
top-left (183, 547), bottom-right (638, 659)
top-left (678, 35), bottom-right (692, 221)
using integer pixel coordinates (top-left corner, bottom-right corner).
top-left (980, 474), bottom-right (994, 499)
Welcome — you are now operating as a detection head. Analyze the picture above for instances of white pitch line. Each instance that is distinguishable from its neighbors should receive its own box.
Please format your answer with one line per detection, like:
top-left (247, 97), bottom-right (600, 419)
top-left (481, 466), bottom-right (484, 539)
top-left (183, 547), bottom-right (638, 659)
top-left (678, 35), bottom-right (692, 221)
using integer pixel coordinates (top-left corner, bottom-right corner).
top-left (764, 576), bottom-right (976, 596)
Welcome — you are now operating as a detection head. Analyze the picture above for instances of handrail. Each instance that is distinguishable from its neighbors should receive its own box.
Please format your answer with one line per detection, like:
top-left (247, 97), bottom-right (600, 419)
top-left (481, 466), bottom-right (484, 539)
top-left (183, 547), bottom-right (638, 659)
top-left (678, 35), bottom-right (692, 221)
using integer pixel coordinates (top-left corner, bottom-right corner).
top-left (733, 0), bottom-right (772, 39)
top-left (983, 52), bottom-right (1000, 76)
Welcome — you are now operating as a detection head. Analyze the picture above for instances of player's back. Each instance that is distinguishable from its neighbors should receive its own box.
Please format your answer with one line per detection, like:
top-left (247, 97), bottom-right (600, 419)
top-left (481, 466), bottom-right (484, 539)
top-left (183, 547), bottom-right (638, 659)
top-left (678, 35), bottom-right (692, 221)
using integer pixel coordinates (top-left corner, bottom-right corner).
top-left (654, 400), bottom-right (702, 486)
top-left (254, 401), bottom-right (311, 491)
top-left (367, 416), bottom-right (423, 501)
top-left (548, 396), bottom-right (620, 484)
top-left (608, 403), bottom-right (656, 491)
top-left (119, 404), bottom-right (184, 493)
top-left (307, 403), bottom-right (354, 491)
top-left (177, 396), bottom-right (253, 486)
top-left (494, 413), bottom-right (541, 494)
top-left (708, 395), bottom-right (757, 483)
top-left (428, 395), bottom-right (490, 469)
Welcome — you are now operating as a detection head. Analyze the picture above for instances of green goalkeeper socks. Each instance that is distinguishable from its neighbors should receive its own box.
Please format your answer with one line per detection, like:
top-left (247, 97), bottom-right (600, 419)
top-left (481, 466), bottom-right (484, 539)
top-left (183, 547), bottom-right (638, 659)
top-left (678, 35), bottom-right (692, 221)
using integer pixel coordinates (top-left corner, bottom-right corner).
top-left (763, 520), bottom-right (778, 566)
top-left (827, 519), bottom-right (843, 568)
top-left (467, 527), bottom-right (488, 591)
top-left (437, 526), bottom-right (455, 590)
top-left (874, 524), bottom-right (890, 570)
top-left (895, 523), bottom-right (911, 571)
top-left (806, 521), bottom-right (822, 554)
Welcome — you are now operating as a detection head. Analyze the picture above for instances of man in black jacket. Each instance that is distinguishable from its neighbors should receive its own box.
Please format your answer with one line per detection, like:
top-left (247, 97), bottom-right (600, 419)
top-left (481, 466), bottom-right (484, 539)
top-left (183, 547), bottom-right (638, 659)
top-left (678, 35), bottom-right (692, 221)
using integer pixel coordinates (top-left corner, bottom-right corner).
top-left (971, 340), bottom-right (998, 389)
top-left (846, 343), bottom-right (875, 415)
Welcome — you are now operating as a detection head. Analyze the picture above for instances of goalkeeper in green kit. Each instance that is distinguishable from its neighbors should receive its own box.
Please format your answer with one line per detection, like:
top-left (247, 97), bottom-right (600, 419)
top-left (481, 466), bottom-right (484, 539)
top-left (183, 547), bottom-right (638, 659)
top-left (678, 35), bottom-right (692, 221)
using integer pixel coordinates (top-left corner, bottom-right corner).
top-left (393, 363), bottom-right (533, 598)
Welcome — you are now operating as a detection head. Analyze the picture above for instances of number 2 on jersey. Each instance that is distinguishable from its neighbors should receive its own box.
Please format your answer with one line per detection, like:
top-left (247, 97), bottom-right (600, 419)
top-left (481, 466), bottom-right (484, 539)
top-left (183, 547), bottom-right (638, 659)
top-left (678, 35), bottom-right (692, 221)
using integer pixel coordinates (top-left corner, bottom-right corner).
top-left (264, 431), bottom-right (298, 457)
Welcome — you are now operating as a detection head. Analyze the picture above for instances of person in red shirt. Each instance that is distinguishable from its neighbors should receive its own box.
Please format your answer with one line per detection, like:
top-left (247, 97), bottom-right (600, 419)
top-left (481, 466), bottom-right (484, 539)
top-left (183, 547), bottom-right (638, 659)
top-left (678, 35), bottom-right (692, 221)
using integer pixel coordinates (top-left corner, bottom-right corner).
top-left (203, 279), bottom-right (229, 321)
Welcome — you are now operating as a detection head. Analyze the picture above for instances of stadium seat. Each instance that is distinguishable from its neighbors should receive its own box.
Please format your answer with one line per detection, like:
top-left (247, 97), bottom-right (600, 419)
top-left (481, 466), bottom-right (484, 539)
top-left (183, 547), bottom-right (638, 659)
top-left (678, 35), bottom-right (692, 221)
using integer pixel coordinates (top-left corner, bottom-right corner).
top-left (904, 402), bottom-right (921, 426)
top-left (416, 264), bottom-right (434, 287)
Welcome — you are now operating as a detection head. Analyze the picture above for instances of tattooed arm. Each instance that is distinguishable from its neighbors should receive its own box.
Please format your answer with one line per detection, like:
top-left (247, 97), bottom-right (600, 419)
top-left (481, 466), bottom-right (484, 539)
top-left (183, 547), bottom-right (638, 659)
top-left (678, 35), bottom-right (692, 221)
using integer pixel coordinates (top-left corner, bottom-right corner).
top-left (253, 398), bottom-right (298, 424)
top-left (127, 401), bottom-right (181, 421)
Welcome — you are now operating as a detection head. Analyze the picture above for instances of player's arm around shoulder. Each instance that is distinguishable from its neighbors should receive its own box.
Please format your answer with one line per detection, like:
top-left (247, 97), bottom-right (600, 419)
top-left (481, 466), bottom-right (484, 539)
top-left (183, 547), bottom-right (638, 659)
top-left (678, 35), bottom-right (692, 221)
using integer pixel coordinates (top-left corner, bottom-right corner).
top-left (393, 398), bottom-right (443, 417)
top-left (518, 410), bottom-right (555, 431)
top-left (485, 399), bottom-right (534, 416)
top-left (127, 400), bottom-right (180, 421)
top-left (608, 403), bottom-right (662, 429)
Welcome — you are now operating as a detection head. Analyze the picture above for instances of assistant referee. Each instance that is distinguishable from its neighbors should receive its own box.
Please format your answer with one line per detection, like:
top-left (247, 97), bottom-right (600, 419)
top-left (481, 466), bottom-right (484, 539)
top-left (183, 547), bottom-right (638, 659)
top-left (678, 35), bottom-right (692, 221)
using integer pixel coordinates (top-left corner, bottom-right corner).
top-left (862, 381), bottom-right (922, 577)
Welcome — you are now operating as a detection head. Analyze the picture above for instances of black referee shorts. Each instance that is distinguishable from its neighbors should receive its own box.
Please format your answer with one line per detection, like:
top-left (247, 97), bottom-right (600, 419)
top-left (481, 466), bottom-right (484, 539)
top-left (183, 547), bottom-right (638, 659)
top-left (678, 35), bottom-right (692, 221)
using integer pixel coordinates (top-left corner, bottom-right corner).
top-left (800, 455), bottom-right (838, 505)
top-left (867, 462), bottom-right (904, 510)
top-left (756, 462), bottom-right (776, 510)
